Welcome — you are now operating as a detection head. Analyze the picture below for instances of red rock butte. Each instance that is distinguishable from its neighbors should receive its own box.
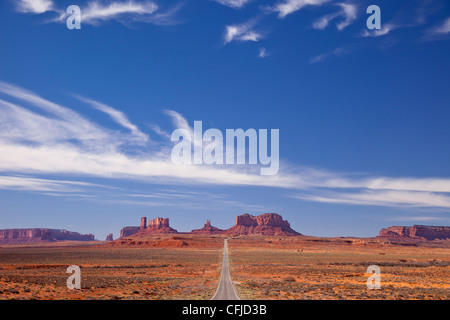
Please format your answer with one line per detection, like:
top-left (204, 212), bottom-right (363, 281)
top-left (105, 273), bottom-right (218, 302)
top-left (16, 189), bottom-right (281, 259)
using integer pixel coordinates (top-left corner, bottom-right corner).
top-left (119, 213), bottom-right (302, 238)
top-left (227, 213), bottom-right (301, 236)
top-left (191, 219), bottom-right (225, 234)
top-left (137, 217), bottom-right (178, 235)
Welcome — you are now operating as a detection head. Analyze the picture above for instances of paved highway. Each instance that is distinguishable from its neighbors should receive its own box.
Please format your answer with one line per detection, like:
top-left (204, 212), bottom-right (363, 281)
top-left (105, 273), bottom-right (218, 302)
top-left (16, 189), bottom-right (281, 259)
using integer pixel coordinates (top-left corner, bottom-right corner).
top-left (211, 238), bottom-right (240, 300)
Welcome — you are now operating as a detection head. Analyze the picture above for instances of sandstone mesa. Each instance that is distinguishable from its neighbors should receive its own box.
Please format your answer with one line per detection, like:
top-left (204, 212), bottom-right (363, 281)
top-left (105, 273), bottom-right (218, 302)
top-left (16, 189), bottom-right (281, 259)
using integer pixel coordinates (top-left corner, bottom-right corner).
top-left (378, 225), bottom-right (450, 241)
top-left (0, 228), bottom-right (94, 244)
top-left (119, 213), bottom-right (301, 238)
top-left (2, 214), bottom-right (450, 245)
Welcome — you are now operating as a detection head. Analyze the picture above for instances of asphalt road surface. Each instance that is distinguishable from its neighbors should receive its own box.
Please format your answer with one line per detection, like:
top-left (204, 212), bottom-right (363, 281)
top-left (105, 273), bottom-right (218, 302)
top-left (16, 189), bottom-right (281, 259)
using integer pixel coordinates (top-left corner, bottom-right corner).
top-left (211, 238), bottom-right (240, 300)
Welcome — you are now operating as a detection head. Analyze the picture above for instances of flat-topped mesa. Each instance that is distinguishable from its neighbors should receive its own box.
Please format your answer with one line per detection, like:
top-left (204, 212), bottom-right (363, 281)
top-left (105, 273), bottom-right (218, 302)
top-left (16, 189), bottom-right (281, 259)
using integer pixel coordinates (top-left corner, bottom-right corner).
top-left (378, 225), bottom-right (450, 241)
top-left (120, 226), bottom-right (140, 238)
top-left (106, 233), bottom-right (114, 241)
top-left (227, 213), bottom-right (301, 236)
top-left (191, 219), bottom-right (225, 234)
top-left (0, 228), bottom-right (95, 244)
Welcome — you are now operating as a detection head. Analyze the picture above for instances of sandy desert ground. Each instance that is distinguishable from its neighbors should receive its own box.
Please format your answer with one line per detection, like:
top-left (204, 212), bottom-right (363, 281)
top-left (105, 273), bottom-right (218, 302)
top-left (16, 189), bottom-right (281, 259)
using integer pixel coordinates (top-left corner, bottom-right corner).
top-left (0, 235), bottom-right (449, 300)
top-left (229, 236), bottom-right (450, 300)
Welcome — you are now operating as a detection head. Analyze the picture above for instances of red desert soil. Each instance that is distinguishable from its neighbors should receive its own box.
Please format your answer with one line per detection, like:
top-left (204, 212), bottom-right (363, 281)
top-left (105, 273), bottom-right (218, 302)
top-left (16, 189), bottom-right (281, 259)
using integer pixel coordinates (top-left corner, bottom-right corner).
top-left (0, 234), bottom-right (449, 300)
top-left (228, 236), bottom-right (450, 300)
top-left (0, 235), bottom-right (224, 300)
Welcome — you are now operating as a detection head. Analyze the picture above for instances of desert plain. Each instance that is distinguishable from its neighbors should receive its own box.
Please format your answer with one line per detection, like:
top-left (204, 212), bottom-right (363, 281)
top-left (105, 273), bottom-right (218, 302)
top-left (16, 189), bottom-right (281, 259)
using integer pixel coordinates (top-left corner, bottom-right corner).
top-left (0, 234), bottom-right (449, 300)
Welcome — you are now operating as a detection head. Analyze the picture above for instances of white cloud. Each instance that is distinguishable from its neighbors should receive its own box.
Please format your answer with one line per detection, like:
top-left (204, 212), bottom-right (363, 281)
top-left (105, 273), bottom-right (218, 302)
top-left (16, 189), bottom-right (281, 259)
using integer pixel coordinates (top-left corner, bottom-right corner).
top-left (388, 216), bottom-right (448, 222)
top-left (149, 124), bottom-right (171, 140)
top-left (296, 190), bottom-right (450, 209)
top-left (423, 17), bottom-right (450, 40)
top-left (139, 3), bottom-right (183, 26)
top-left (360, 23), bottom-right (397, 37)
top-left (122, 189), bottom-right (267, 211)
top-left (224, 22), bottom-right (263, 43)
top-left (258, 48), bottom-right (269, 58)
top-left (15, 0), bottom-right (54, 14)
top-left (0, 175), bottom-right (105, 193)
top-left (0, 141), bottom-right (299, 188)
top-left (213, 0), bottom-right (251, 9)
top-left (312, 3), bottom-right (357, 31)
top-left (309, 46), bottom-right (348, 63)
top-left (335, 3), bottom-right (357, 30)
top-left (50, 0), bottom-right (168, 26)
top-left (433, 17), bottom-right (450, 34)
top-left (0, 81), bottom-right (110, 148)
top-left (3, 81), bottom-right (450, 212)
top-left (239, 30), bottom-right (262, 41)
top-left (164, 109), bottom-right (192, 133)
top-left (312, 14), bottom-right (335, 30)
top-left (81, 0), bottom-right (158, 25)
top-left (16, 0), bottom-right (181, 27)
top-left (0, 81), bottom-right (297, 189)
top-left (74, 95), bottom-right (149, 143)
top-left (271, 0), bottom-right (331, 19)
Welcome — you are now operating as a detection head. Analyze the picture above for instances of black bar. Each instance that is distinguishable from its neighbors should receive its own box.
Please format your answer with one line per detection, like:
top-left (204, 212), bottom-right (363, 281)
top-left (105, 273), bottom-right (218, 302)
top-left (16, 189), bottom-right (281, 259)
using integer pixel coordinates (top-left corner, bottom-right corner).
top-left (1, 300), bottom-right (448, 318)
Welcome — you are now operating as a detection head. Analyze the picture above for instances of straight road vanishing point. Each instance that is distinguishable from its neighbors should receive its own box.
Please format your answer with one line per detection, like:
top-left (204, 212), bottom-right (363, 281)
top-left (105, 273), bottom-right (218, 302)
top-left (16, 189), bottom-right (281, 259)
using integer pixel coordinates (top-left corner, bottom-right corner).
top-left (211, 239), bottom-right (240, 300)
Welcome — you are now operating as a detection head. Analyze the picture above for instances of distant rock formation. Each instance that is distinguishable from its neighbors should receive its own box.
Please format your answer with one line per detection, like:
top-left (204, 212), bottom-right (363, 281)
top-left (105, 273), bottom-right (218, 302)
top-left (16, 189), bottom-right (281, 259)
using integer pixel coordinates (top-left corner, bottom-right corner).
top-left (379, 225), bottom-right (450, 241)
top-left (120, 226), bottom-right (140, 238)
top-left (118, 213), bottom-right (301, 240)
top-left (139, 217), bottom-right (178, 234)
top-left (106, 233), bottom-right (114, 241)
top-left (140, 217), bottom-right (147, 231)
top-left (0, 228), bottom-right (95, 244)
top-left (191, 220), bottom-right (225, 234)
top-left (226, 213), bottom-right (301, 236)
top-left (120, 217), bottom-right (178, 238)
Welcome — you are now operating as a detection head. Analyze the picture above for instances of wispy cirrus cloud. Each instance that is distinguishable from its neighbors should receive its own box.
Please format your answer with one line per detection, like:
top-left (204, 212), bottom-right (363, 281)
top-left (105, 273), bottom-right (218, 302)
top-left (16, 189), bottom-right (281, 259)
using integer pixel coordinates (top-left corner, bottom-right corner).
top-left (309, 46), bottom-right (349, 63)
top-left (291, 172), bottom-right (450, 209)
top-left (258, 48), bottom-right (269, 58)
top-left (17, 0), bottom-right (183, 27)
top-left (360, 1), bottom-right (438, 39)
top-left (360, 23), bottom-right (398, 38)
top-left (224, 21), bottom-right (263, 43)
top-left (423, 17), bottom-right (450, 40)
top-left (58, 0), bottom-right (159, 26)
top-left (0, 175), bottom-right (106, 193)
top-left (295, 190), bottom-right (450, 210)
top-left (270, 0), bottom-right (331, 19)
top-left (138, 3), bottom-right (184, 26)
top-left (0, 81), bottom-right (110, 148)
top-left (74, 95), bottom-right (149, 144)
top-left (212, 0), bottom-right (252, 9)
top-left (149, 124), bottom-right (171, 140)
top-left (2, 80), bottom-right (450, 212)
top-left (388, 215), bottom-right (448, 222)
top-left (164, 109), bottom-right (192, 133)
top-left (430, 17), bottom-right (450, 35)
top-left (0, 80), bottom-right (295, 189)
top-left (313, 3), bottom-right (357, 31)
top-left (14, 0), bottom-right (54, 14)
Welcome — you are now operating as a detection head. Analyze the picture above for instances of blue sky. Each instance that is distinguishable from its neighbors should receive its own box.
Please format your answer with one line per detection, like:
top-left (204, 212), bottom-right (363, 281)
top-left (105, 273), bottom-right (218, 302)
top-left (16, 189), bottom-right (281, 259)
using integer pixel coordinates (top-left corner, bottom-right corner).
top-left (0, 0), bottom-right (450, 240)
